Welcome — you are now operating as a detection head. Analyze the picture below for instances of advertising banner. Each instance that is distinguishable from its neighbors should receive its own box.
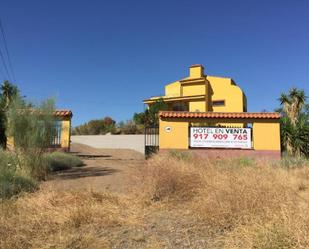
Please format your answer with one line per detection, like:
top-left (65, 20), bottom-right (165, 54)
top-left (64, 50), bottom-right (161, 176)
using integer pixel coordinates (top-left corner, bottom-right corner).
top-left (190, 127), bottom-right (252, 149)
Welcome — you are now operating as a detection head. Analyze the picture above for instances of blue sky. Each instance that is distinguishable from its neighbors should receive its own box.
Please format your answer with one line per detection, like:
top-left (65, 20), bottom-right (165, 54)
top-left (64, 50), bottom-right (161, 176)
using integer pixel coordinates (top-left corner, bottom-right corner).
top-left (1, 0), bottom-right (308, 126)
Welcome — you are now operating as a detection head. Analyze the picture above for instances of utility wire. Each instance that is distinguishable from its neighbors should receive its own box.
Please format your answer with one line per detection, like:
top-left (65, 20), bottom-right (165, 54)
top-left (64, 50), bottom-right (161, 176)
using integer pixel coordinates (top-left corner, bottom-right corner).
top-left (0, 63), bottom-right (5, 81)
top-left (0, 44), bottom-right (11, 81)
top-left (0, 18), bottom-right (15, 82)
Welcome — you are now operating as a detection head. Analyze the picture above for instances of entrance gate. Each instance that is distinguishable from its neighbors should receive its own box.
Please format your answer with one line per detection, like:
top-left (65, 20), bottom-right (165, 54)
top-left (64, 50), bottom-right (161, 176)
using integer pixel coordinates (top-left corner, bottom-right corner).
top-left (145, 126), bottom-right (159, 158)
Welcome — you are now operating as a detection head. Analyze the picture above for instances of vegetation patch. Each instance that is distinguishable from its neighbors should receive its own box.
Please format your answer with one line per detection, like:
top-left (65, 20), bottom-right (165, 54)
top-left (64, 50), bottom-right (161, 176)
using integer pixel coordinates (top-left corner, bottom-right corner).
top-left (0, 174), bottom-right (37, 199)
top-left (0, 150), bottom-right (37, 199)
top-left (44, 152), bottom-right (84, 171)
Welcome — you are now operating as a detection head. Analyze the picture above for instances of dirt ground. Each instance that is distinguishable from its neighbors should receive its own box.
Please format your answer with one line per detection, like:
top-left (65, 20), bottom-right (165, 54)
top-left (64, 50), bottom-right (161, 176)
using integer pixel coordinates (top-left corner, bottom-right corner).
top-left (38, 145), bottom-right (215, 248)
top-left (42, 143), bottom-right (145, 193)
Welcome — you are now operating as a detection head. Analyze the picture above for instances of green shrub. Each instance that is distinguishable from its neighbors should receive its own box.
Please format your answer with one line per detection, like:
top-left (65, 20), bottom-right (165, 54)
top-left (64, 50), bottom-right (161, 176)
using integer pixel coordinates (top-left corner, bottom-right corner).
top-left (44, 152), bottom-right (83, 171)
top-left (0, 150), bottom-right (37, 199)
top-left (0, 174), bottom-right (37, 199)
top-left (6, 98), bottom-right (58, 180)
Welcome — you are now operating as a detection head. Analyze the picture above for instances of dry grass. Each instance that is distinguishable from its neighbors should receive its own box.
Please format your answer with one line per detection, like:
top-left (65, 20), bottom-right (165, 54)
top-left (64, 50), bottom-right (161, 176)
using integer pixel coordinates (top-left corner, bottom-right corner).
top-left (0, 190), bottom-right (135, 249)
top-left (130, 154), bottom-right (309, 248)
top-left (129, 153), bottom-right (203, 203)
top-left (1, 153), bottom-right (309, 248)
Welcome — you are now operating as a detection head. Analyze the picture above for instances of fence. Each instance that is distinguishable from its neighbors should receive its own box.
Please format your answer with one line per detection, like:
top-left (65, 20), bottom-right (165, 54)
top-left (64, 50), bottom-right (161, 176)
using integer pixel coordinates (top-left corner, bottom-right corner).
top-left (145, 126), bottom-right (159, 158)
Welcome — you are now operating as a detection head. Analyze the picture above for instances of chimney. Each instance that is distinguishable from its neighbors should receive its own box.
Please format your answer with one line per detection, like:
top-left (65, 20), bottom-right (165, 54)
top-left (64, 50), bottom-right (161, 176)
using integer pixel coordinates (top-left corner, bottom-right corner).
top-left (189, 64), bottom-right (204, 78)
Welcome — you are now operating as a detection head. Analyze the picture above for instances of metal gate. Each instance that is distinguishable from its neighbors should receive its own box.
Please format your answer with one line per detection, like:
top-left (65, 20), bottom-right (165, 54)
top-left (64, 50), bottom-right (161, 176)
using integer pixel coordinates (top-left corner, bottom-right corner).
top-left (145, 126), bottom-right (159, 158)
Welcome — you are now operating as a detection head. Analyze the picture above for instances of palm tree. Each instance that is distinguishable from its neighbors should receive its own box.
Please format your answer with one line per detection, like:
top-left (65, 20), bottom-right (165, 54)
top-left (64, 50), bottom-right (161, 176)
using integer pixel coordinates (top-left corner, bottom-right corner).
top-left (279, 88), bottom-right (308, 156)
top-left (1, 80), bottom-right (18, 109)
top-left (279, 88), bottom-right (306, 126)
top-left (0, 81), bottom-right (19, 148)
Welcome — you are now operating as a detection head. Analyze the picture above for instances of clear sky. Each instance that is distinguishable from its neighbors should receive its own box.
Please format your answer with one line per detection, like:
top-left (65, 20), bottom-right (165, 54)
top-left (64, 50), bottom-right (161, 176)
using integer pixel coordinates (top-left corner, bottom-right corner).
top-left (0, 0), bottom-right (308, 126)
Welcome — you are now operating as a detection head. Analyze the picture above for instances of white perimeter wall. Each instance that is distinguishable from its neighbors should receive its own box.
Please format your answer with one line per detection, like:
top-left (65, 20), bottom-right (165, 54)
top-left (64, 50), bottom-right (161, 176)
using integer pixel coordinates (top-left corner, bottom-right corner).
top-left (71, 135), bottom-right (145, 154)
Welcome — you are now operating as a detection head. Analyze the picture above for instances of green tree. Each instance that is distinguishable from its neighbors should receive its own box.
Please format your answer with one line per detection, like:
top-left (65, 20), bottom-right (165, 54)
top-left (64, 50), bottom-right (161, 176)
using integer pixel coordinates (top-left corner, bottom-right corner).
top-left (0, 81), bottom-right (20, 147)
top-left (6, 97), bottom-right (57, 179)
top-left (134, 98), bottom-right (168, 127)
top-left (0, 80), bottom-right (18, 110)
top-left (72, 116), bottom-right (116, 135)
top-left (279, 88), bottom-right (306, 126)
top-left (133, 112), bottom-right (147, 125)
top-left (278, 88), bottom-right (309, 157)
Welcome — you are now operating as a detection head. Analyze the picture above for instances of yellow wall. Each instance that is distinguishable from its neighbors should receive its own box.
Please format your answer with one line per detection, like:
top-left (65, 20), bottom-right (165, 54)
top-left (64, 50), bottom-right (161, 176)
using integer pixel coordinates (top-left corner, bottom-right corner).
top-left (165, 81), bottom-right (181, 97)
top-left (182, 83), bottom-right (205, 96)
top-left (207, 76), bottom-right (245, 112)
top-left (189, 101), bottom-right (206, 112)
top-left (159, 119), bottom-right (188, 149)
top-left (253, 121), bottom-right (281, 151)
top-left (189, 65), bottom-right (204, 78)
top-left (61, 119), bottom-right (71, 149)
top-left (159, 118), bottom-right (281, 151)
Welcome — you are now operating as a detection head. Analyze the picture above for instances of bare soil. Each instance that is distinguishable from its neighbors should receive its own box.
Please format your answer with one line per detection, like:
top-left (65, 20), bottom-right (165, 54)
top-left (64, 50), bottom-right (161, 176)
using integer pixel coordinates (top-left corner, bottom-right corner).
top-left (39, 145), bottom-right (215, 248)
top-left (42, 143), bottom-right (145, 193)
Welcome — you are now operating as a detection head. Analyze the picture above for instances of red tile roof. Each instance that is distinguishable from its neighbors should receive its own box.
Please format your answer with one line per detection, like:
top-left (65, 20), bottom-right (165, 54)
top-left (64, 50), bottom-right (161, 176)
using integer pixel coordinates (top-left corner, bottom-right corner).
top-left (53, 110), bottom-right (73, 117)
top-left (17, 109), bottom-right (72, 118)
top-left (159, 111), bottom-right (280, 119)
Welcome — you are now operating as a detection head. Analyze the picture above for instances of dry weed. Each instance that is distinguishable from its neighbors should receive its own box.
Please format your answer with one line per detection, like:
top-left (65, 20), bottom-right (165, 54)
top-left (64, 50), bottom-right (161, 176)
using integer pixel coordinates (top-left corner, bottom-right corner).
top-left (1, 154), bottom-right (309, 248)
top-left (0, 190), bottom-right (133, 249)
top-left (129, 154), bottom-right (203, 203)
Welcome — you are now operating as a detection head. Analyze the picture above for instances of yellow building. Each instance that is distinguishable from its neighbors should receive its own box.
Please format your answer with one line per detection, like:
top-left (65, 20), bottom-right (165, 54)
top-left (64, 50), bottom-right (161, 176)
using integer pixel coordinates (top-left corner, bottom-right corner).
top-left (143, 65), bottom-right (281, 159)
top-left (7, 109), bottom-right (72, 152)
top-left (143, 64), bottom-right (247, 113)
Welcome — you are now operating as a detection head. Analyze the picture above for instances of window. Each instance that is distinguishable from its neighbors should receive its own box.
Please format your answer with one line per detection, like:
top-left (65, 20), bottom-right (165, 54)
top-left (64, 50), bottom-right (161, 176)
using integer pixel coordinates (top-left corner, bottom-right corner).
top-left (172, 102), bottom-right (188, 111)
top-left (51, 121), bottom-right (62, 147)
top-left (212, 100), bottom-right (225, 106)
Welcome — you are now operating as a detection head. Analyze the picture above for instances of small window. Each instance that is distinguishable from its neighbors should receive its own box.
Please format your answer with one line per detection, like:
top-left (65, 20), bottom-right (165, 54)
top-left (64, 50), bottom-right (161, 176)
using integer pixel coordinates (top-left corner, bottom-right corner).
top-left (172, 102), bottom-right (188, 111)
top-left (212, 100), bottom-right (225, 106)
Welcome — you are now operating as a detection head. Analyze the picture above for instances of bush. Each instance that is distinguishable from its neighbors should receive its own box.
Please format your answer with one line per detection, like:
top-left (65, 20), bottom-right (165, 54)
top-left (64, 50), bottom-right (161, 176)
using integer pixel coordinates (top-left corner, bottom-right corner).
top-left (44, 152), bottom-right (83, 171)
top-left (0, 150), bottom-right (37, 199)
top-left (0, 174), bottom-right (37, 199)
top-left (118, 120), bottom-right (144, 134)
top-left (6, 98), bottom-right (58, 180)
top-left (130, 154), bottom-right (202, 202)
top-left (72, 116), bottom-right (116, 135)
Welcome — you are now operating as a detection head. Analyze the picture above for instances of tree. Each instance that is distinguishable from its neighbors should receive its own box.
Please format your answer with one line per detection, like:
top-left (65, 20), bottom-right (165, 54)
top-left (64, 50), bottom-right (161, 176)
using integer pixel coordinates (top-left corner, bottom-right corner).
top-left (0, 80), bottom-right (18, 110)
top-left (279, 88), bottom-right (306, 126)
top-left (133, 112), bottom-right (146, 125)
top-left (72, 116), bottom-right (116, 135)
top-left (134, 98), bottom-right (168, 127)
top-left (278, 88), bottom-right (308, 157)
top-left (0, 81), bottom-right (20, 147)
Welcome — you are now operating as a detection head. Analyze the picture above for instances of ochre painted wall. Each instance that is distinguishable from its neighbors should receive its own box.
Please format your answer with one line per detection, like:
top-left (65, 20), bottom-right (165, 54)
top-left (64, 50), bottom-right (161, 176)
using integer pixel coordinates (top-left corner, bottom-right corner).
top-left (61, 119), bottom-right (71, 150)
top-left (159, 119), bottom-right (189, 149)
top-left (159, 118), bottom-right (281, 152)
top-left (165, 81), bottom-right (181, 97)
top-left (189, 66), bottom-right (204, 78)
top-left (253, 122), bottom-right (281, 151)
top-left (182, 84), bottom-right (205, 96)
top-left (189, 101), bottom-right (206, 112)
top-left (207, 76), bottom-right (245, 112)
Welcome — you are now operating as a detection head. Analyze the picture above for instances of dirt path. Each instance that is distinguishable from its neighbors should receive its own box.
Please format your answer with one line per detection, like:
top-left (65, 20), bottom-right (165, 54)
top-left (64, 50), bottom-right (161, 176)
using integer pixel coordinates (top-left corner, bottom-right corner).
top-left (42, 143), bottom-right (145, 193)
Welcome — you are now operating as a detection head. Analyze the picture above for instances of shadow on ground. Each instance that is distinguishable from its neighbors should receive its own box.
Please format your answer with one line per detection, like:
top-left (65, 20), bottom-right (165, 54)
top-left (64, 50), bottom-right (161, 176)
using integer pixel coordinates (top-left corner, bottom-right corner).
top-left (51, 166), bottom-right (119, 180)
